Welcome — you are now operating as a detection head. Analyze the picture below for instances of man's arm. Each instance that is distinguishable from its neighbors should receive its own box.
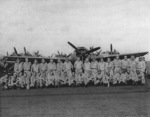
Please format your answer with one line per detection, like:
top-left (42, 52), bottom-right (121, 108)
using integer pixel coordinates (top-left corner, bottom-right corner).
top-left (18, 63), bottom-right (23, 73)
top-left (54, 63), bottom-right (56, 70)
top-left (31, 64), bottom-right (34, 73)
top-left (96, 62), bottom-right (98, 70)
top-left (71, 62), bottom-right (73, 69)
top-left (74, 62), bottom-right (76, 69)
top-left (14, 63), bottom-right (18, 72)
top-left (81, 62), bottom-right (83, 69)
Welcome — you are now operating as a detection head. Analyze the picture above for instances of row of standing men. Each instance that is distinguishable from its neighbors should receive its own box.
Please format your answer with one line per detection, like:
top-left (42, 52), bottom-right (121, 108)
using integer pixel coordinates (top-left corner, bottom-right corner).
top-left (0, 55), bottom-right (147, 89)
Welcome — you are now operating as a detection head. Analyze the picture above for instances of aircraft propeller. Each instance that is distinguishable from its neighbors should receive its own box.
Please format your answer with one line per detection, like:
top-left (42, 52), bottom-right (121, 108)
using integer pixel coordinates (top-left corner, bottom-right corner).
top-left (33, 50), bottom-right (41, 57)
top-left (68, 42), bottom-right (80, 52)
top-left (24, 47), bottom-right (27, 55)
top-left (23, 47), bottom-right (32, 56)
top-left (67, 53), bottom-right (72, 57)
top-left (57, 51), bottom-right (61, 55)
top-left (14, 47), bottom-right (19, 56)
top-left (114, 49), bottom-right (119, 54)
top-left (85, 47), bottom-right (101, 55)
top-left (68, 41), bottom-right (100, 60)
top-left (110, 44), bottom-right (113, 54)
top-left (96, 49), bottom-right (102, 56)
top-left (37, 50), bottom-right (39, 55)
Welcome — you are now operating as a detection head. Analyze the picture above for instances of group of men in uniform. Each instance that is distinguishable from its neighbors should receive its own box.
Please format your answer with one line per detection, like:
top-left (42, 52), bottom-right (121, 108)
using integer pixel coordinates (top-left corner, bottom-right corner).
top-left (0, 55), bottom-right (147, 90)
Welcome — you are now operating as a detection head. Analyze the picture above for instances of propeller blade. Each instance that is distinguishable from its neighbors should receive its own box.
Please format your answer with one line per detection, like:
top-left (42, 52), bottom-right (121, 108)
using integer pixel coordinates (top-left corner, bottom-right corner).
top-left (68, 42), bottom-right (79, 51)
top-left (90, 46), bottom-right (94, 50)
top-left (24, 47), bottom-right (27, 55)
top-left (86, 47), bottom-right (100, 54)
top-left (110, 44), bottom-right (113, 54)
top-left (57, 51), bottom-right (60, 55)
top-left (96, 49), bottom-right (102, 56)
top-left (114, 49), bottom-right (119, 54)
top-left (14, 47), bottom-right (18, 55)
top-left (114, 49), bottom-right (116, 53)
top-left (100, 49), bottom-right (102, 53)
top-left (67, 53), bottom-right (72, 57)
top-left (37, 50), bottom-right (39, 54)
top-left (34, 50), bottom-right (39, 56)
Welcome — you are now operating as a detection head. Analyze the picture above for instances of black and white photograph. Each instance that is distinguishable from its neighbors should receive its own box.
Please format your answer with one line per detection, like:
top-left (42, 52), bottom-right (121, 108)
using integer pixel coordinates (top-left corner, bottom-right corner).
top-left (0, 0), bottom-right (150, 117)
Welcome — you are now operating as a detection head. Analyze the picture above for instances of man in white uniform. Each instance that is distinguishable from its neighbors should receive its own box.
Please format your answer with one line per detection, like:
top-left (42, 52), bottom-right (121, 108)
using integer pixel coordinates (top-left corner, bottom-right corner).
top-left (128, 56), bottom-right (138, 83)
top-left (23, 57), bottom-right (31, 89)
top-left (113, 55), bottom-right (121, 75)
top-left (56, 59), bottom-right (64, 76)
top-left (137, 56), bottom-right (146, 85)
top-left (90, 58), bottom-right (98, 75)
top-left (31, 59), bottom-right (40, 87)
top-left (74, 57), bottom-right (83, 75)
top-left (98, 58), bottom-right (105, 76)
top-left (82, 58), bottom-right (91, 86)
top-left (105, 58), bottom-right (113, 86)
top-left (47, 59), bottom-right (56, 75)
top-left (14, 59), bottom-right (23, 76)
top-left (121, 56), bottom-right (129, 73)
top-left (55, 59), bottom-right (64, 86)
top-left (63, 58), bottom-right (73, 86)
top-left (39, 59), bottom-right (47, 87)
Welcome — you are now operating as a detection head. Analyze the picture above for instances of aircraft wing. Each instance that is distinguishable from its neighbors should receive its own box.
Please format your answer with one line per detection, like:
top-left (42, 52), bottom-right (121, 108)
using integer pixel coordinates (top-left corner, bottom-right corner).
top-left (5, 51), bottom-right (149, 63)
top-left (115, 51), bottom-right (148, 59)
top-left (6, 56), bottom-right (66, 63)
top-left (95, 51), bottom-right (149, 60)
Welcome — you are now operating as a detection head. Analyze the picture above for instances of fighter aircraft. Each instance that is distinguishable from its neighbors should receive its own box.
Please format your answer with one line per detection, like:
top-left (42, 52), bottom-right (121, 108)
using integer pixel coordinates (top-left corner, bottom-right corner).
top-left (5, 47), bottom-right (33, 64)
top-left (67, 42), bottom-right (148, 61)
top-left (3, 41), bottom-right (100, 65)
top-left (0, 54), bottom-right (9, 76)
top-left (0, 41), bottom-right (147, 76)
top-left (67, 41), bottom-right (101, 61)
top-left (94, 44), bottom-right (148, 61)
top-left (3, 42), bottom-right (149, 64)
top-left (0, 55), bottom-right (7, 68)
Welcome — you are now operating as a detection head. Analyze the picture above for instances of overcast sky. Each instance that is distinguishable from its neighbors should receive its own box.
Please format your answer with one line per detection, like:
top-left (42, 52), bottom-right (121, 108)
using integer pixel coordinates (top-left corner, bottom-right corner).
top-left (0, 0), bottom-right (150, 59)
